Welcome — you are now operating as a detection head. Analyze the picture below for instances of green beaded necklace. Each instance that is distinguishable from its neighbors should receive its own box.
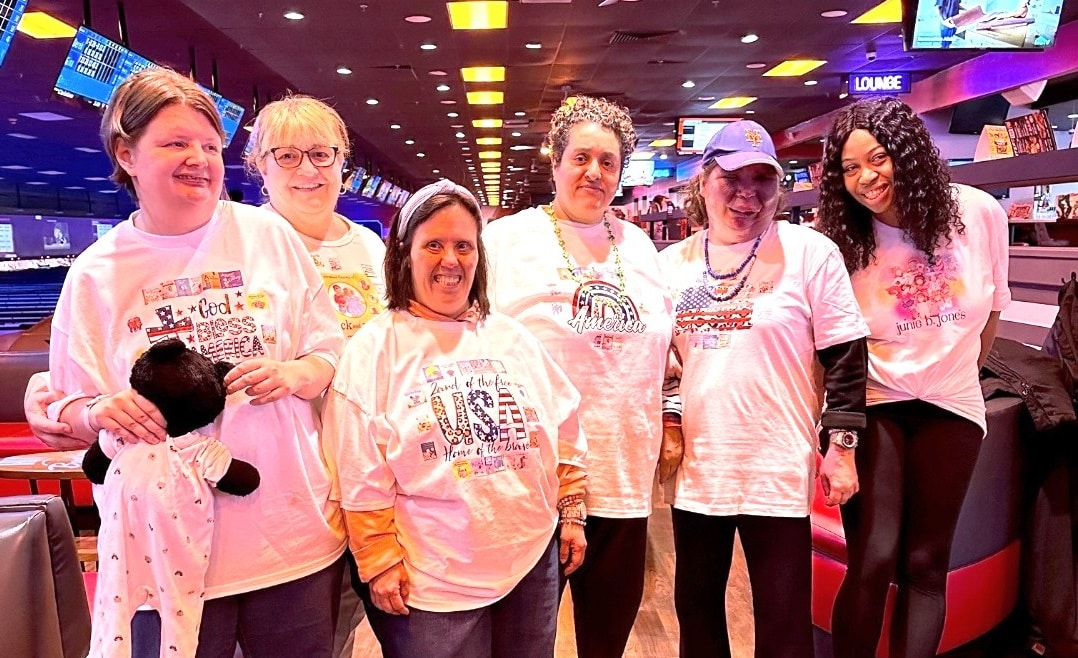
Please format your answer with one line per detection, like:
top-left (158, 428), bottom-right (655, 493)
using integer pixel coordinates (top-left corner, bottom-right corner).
top-left (543, 204), bottom-right (627, 301)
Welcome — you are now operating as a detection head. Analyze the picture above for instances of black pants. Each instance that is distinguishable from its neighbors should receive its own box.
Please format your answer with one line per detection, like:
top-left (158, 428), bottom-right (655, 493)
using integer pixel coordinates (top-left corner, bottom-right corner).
top-left (559, 515), bottom-right (649, 658)
top-left (672, 509), bottom-right (812, 658)
top-left (832, 400), bottom-right (981, 658)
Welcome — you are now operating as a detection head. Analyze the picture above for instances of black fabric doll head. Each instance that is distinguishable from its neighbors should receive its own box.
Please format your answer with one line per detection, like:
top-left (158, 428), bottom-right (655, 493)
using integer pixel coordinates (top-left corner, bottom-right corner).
top-left (129, 339), bottom-right (234, 437)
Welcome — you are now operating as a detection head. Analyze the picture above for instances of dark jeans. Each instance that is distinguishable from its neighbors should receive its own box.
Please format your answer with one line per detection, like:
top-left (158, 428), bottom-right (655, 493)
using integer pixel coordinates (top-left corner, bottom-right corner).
top-left (559, 515), bottom-right (649, 658)
top-left (132, 557), bottom-right (344, 658)
top-left (832, 400), bottom-right (982, 658)
top-left (672, 509), bottom-right (813, 658)
top-left (369, 535), bottom-right (560, 658)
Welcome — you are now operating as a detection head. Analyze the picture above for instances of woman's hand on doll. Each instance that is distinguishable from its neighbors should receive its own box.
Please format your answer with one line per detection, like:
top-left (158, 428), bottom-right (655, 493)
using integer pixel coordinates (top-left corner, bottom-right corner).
top-left (91, 389), bottom-right (168, 444)
top-left (370, 563), bottom-right (411, 615)
top-left (24, 384), bottom-right (81, 449)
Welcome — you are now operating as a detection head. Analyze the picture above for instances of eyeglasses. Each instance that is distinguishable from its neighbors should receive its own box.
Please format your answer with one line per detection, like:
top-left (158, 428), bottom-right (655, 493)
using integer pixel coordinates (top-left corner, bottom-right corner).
top-left (267, 146), bottom-right (340, 169)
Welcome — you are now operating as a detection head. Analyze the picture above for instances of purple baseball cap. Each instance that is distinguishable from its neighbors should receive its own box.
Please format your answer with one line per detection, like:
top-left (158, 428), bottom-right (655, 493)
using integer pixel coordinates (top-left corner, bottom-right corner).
top-left (701, 120), bottom-right (784, 177)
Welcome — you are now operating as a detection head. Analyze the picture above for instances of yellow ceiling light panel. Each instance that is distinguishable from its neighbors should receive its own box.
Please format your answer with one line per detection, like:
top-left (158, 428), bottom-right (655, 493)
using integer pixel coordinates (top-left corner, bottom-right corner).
top-left (472, 119), bottom-right (504, 128)
top-left (17, 12), bottom-right (77, 39)
top-left (448, 2), bottom-right (508, 30)
top-left (483, 174), bottom-right (500, 180)
top-left (478, 151), bottom-right (502, 159)
top-left (649, 138), bottom-right (676, 148)
top-left (852, 0), bottom-right (901, 24)
top-left (481, 164), bottom-right (501, 172)
top-left (467, 91), bottom-right (504, 105)
top-left (710, 96), bottom-right (757, 109)
top-left (476, 137), bottom-right (503, 145)
top-left (762, 60), bottom-right (826, 77)
top-left (461, 66), bottom-right (506, 82)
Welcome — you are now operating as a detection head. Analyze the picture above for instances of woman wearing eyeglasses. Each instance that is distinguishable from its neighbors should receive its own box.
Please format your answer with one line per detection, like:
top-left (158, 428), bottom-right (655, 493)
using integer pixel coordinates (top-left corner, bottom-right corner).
top-left (244, 95), bottom-right (387, 339)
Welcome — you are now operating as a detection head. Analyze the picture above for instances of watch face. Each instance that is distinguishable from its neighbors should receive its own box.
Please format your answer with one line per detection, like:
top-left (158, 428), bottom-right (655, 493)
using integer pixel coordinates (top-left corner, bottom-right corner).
top-left (832, 432), bottom-right (857, 449)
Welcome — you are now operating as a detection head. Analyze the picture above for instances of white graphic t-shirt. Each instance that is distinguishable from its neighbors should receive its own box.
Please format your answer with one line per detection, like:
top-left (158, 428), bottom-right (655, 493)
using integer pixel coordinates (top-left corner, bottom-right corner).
top-left (50, 200), bottom-right (346, 598)
top-left (483, 207), bottom-right (674, 518)
top-left (851, 184), bottom-right (1011, 434)
top-left (661, 221), bottom-right (868, 517)
top-left (322, 310), bottom-right (585, 611)
top-left (291, 217), bottom-right (387, 338)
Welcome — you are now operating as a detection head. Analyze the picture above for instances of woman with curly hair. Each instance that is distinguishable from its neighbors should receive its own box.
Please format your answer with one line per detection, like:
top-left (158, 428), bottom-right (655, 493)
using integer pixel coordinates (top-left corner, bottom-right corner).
top-left (483, 95), bottom-right (674, 658)
top-left (816, 96), bottom-right (1011, 658)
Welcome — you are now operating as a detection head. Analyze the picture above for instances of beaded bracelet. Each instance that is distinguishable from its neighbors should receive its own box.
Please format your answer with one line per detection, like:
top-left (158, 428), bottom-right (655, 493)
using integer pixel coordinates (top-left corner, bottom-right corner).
top-left (558, 517), bottom-right (586, 527)
top-left (557, 494), bottom-right (584, 512)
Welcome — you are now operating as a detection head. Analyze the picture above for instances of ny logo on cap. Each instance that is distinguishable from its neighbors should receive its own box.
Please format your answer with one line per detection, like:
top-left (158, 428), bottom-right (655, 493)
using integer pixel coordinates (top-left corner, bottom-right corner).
top-left (744, 128), bottom-right (764, 149)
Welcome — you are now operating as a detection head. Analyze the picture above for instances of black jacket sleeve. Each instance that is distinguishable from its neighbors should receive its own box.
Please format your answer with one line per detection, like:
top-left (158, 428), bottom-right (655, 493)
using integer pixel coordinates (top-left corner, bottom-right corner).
top-left (816, 337), bottom-right (868, 431)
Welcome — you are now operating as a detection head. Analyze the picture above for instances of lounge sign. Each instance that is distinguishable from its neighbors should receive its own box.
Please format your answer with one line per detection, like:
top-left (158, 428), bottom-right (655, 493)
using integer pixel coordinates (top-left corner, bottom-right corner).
top-left (848, 72), bottom-right (911, 95)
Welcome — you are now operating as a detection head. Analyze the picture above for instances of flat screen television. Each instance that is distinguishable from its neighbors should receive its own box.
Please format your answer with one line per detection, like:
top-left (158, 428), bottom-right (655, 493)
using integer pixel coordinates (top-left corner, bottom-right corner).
top-left (54, 26), bottom-right (156, 108)
top-left (346, 166), bottom-right (368, 194)
top-left (676, 117), bottom-right (738, 156)
top-left (902, 0), bottom-right (1065, 50)
top-left (0, 0), bottom-right (28, 69)
top-left (202, 88), bottom-right (245, 148)
top-left (376, 181), bottom-right (394, 203)
top-left (361, 174), bottom-right (382, 198)
top-left (948, 93), bottom-right (1010, 134)
top-left (621, 160), bottom-right (655, 187)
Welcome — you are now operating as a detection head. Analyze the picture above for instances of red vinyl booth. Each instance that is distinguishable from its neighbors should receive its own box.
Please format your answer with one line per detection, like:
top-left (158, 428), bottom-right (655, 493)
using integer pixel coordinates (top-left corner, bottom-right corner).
top-left (811, 396), bottom-right (1024, 657)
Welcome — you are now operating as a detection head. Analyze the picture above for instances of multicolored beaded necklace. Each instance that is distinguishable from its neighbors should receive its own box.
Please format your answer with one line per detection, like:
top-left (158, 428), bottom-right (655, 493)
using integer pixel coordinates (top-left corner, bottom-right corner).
top-left (543, 204), bottom-right (627, 301)
top-left (702, 228), bottom-right (763, 302)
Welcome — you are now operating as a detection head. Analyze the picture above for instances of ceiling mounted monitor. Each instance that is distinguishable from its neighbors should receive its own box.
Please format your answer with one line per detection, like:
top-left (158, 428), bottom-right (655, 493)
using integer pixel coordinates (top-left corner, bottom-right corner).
top-left (902, 0), bottom-right (1065, 50)
top-left (0, 0), bottom-right (29, 69)
top-left (676, 117), bottom-right (738, 156)
top-left (54, 26), bottom-right (243, 146)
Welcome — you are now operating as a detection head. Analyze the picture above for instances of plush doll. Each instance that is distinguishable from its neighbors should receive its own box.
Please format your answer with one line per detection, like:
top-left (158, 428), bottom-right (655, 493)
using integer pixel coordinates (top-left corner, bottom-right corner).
top-left (83, 338), bottom-right (259, 658)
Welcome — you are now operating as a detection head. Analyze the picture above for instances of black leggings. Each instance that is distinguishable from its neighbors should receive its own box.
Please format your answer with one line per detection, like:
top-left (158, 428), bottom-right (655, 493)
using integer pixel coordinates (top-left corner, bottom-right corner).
top-left (559, 515), bottom-right (649, 658)
top-left (672, 510), bottom-right (812, 658)
top-left (832, 400), bottom-right (981, 658)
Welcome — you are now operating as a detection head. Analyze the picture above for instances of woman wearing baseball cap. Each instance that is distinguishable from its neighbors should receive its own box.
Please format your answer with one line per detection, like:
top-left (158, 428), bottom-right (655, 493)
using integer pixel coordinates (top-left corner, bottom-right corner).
top-left (660, 119), bottom-right (869, 657)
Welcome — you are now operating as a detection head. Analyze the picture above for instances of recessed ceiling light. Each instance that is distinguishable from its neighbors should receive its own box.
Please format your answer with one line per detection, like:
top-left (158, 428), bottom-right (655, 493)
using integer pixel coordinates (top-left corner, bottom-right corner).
top-left (336, 66), bottom-right (353, 75)
top-left (821, 9), bottom-right (848, 17)
top-left (468, 166), bottom-right (475, 170)
top-left (420, 43), bottom-right (437, 51)
top-left (659, 153), bottom-right (668, 160)
top-left (19, 111), bottom-right (72, 121)
top-left (436, 84), bottom-right (451, 92)
top-left (38, 170), bottom-right (65, 175)
top-left (710, 96), bottom-right (757, 109)
top-left (100, 189), bottom-right (118, 194)
top-left (682, 80), bottom-right (696, 88)
top-left (447, 112), bottom-right (460, 118)
top-left (405, 14), bottom-right (432, 23)
top-left (429, 70), bottom-right (448, 77)
top-left (462, 146), bottom-right (471, 151)
top-left (740, 33), bottom-right (759, 44)
top-left (283, 11), bottom-right (304, 20)
top-left (745, 109), bottom-right (756, 114)
top-left (509, 145), bottom-right (535, 151)
top-left (789, 160), bottom-right (799, 164)
top-left (852, 0), bottom-right (901, 24)
top-left (405, 139), bottom-right (416, 145)
top-left (746, 62), bottom-right (767, 69)
top-left (455, 132), bottom-right (466, 139)
top-left (7, 133), bottom-right (36, 140)
top-left (64, 185), bottom-right (85, 190)
top-left (451, 124), bottom-right (464, 129)
top-left (511, 131), bottom-right (522, 137)
top-left (390, 123), bottom-right (402, 129)
top-left (25, 181), bottom-right (47, 185)
top-left (84, 175), bottom-right (107, 180)
top-left (1068, 113), bottom-right (1078, 119)
top-left (525, 42), bottom-right (542, 49)
top-left (366, 98), bottom-right (379, 105)
top-left (417, 153), bottom-right (426, 158)
top-left (763, 60), bottom-right (826, 76)
top-left (461, 66), bottom-right (505, 82)
top-left (514, 111), bottom-right (526, 117)
top-left (804, 79), bottom-right (818, 86)
top-left (433, 169), bottom-right (441, 174)
top-left (74, 146), bottom-right (101, 153)
top-left (0, 165), bottom-right (30, 170)
top-left (16, 11), bottom-right (77, 39)
top-left (448, 1), bottom-right (508, 30)
top-left (467, 91), bottom-right (504, 105)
